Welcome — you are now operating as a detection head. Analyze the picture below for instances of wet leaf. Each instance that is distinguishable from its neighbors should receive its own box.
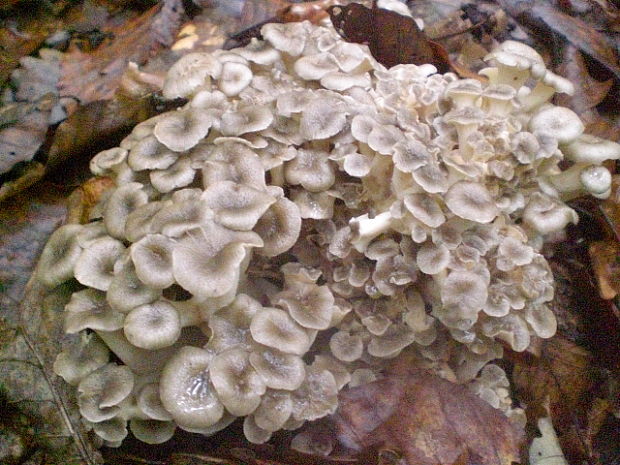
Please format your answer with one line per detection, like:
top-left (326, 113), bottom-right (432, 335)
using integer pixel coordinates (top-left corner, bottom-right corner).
top-left (0, 161), bottom-right (46, 203)
top-left (333, 371), bottom-right (523, 465)
top-left (59, 0), bottom-right (184, 105)
top-left (513, 337), bottom-right (593, 421)
top-left (328, 2), bottom-right (449, 73)
top-left (588, 241), bottom-right (620, 300)
top-left (0, 93), bottom-right (56, 175)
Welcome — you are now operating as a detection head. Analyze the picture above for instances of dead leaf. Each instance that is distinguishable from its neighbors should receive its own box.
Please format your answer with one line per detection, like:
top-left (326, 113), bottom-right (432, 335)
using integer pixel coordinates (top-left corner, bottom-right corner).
top-left (588, 241), bottom-right (620, 300)
top-left (333, 371), bottom-right (523, 465)
top-left (0, 161), bottom-right (46, 203)
top-left (59, 0), bottom-right (184, 105)
top-left (556, 45), bottom-right (613, 115)
top-left (45, 93), bottom-right (158, 176)
top-left (65, 176), bottom-right (115, 224)
top-left (0, 178), bottom-right (102, 463)
top-left (0, 93), bottom-right (56, 175)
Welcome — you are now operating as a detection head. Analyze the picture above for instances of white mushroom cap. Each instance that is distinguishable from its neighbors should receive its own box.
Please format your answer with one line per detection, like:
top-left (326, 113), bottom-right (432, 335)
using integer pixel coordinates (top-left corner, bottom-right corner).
top-left (220, 105), bottom-right (274, 136)
top-left (445, 181), bottom-right (498, 224)
top-left (329, 331), bottom-right (363, 362)
top-left (311, 355), bottom-right (350, 390)
top-left (580, 165), bottom-right (612, 196)
top-left (77, 363), bottom-right (134, 422)
top-left (129, 419), bottom-right (176, 445)
top-left (253, 197), bottom-right (302, 257)
top-left (64, 288), bottom-right (125, 333)
top-left (74, 236), bottom-right (125, 291)
top-left (124, 300), bottom-right (181, 350)
top-left (481, 313), bottom-right (531, 352)
top-left (130, 234), bottom-right (175, 289)
top-left (172, 225), bottom-right (262, 300)
top-left (243, 415), bottom-right (272, 444)
top-left (528, 106), bottom-right (584, 144)
top-left (261, 22), bottom-right (308, 57)
top-left (136, 383), bottom-right (173, 421)
top-left (125, 201), bottom-right (166, 242)
top-left (209, 347), bottom-right (266, 416)
top-left (440, 270), bottom-right (488, 320)
top-left (291, 366), bottom-right (338, 421)
top-left (367, 323), bottom-right (417, 358)
top-left (250, 307), bottom-right (310, 355)
top-left (252, 390), bottom-right (292, 432)
top-left (403, 193), bottom-right (445, 228)
top-left (128, 135), bottom-right (179, 171)
top-left (294, 52), bottom-right (339, 80)
top-left (299, 97), bottom-right (347, 140)
top-left (53, 333), bottom-right (109, 386)
top-left (233, 38), bottom-right (282, 65)
top-left (284, 148), bottom-right (335, 192)
top-left (163, 52), bottom-right (223, 99)
top-left (201, 180), bottom-right (276, 231)
top-left (150, 157), bottom-right (196, 194)
top-left (36, 224), bottom-right (84, 287)
top-left (106, 253), bottom-right (161, 313)
top-left (103, 183), bottom-right (148, 240)
top-left (274, 282), bottom-right (335, 330)
top-left (218, 61), bottom-right (253, 96)
top-left (562, 134), bottom-right (620, 164)
top-left (416, 242), bottom-right (450, 275)
top-left (153, 108), bottom-right (215, 153)
top-left (207, 293), bottom-right (261, 353)
top-left (159, 346), bottom-right (224, 429)
top-left (524, 303), bottom-right (557, 339)
top-left (523, 193), bottom-right (578, 234)
top-left (90, 147), bottom-right (128, 175)
top-left (248, 347), bottom-right (306, 391)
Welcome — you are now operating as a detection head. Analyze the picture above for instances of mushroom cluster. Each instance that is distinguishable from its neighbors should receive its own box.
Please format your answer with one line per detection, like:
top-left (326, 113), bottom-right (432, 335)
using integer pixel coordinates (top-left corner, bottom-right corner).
top-left (41, 19), bottom-right (620, 446)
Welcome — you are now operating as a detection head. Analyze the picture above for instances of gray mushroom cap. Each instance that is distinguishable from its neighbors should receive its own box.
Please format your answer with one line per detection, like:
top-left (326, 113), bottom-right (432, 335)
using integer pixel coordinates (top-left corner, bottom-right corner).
top-left (36, 224), bottom-right (84, 288)
top-left (249, 347), bottom-right (306, 391)
top-left (209, 347), bottom-right (266, 416)
top-left (153, 108), bottom-right (215, 152)
top-left (123, 300), bottom-right (181, 350)
top-left (103, 182), bottom-right (148, 240)
top-left (159, 346), bottom-right (224, 429)
top-left (106, 253), bottom-right (161, 313)
top-left (74, 236), bottom-right (126, 291)
top-left (163, 52), bottom-right (223, 99)
top-left (129, 419), bottom-right (176, 445)
top-left (130, 234), bottom-right (175, 289)
top-left (249, 307), bottom-right (310, 355)
top-left (53, 333), bottom-right (109, 386)
top-left (64, 288), bottom-right (125, 333)
top-left (445, 181), bottom-right (498, 224)
top-left (77, 363), bottom-right (134, 423)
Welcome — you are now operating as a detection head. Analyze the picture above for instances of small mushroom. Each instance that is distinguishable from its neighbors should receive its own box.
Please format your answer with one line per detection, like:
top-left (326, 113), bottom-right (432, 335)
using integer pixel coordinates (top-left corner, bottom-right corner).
top-left (136, 383), bottom-right (173, 421)
top-left (77, 363), bottom-right (134, 422)
top-left (74, 237), bottom-right (125, 291)
top-left (253, 197), bottom-right (302, 257)
top-left (163, 52), bottom-right (222, 99)
top-left (209, 347), bottom-right (266, 416)
top-left (329, 331), bottom-right (363, 362)
top-left (249, 347), bottom-right (306, 390)
top-left (123, 300), bottom-right (181, 350)
top-left (250, 307), bottom-right (310, 355)
top-left (403, 193), bottom-right (445, 228)
top-left (445, 181), bottom-right (498, 224)
top-left (252, 390), bottom-right (293, 432)
top-left (64, 288), bottom-right (125, 333)
top-left (220, 105), bottom-right (274, 136)
top-left (150, 157), bottom-right (196, 193)
top-left (36, 224), bottom-right (84, 287)
top-left (274, 282), bottom-right (335, 330)
top-left (284, 148), bottom-right (335, 192)
top-left (291, 366), bottom-right (338, 421)
top-left (90, 147), bottom-right (128, 176)
top-left (154, 108), bottom-right (215, 152)
top-left (561, 134), bottom-right (620, 164)
top-left (299, 97), bottom-right (347, 140)
top-left (130, 234), bottom-right (175, 289)
top-left (53, 333), bottom-right (109, 385)
top-left (528, 105), bottom-right (584, 144)
top-left (218, 61), bottom-right (253, 96)
top-left (159, 346), bottom-right (224, 429)
top-left (128, 135), bottom-right (179, 171)
top-left (129, 419), bottom-right (176, 445)
top-left (103, 183), bottom-right (148, 240)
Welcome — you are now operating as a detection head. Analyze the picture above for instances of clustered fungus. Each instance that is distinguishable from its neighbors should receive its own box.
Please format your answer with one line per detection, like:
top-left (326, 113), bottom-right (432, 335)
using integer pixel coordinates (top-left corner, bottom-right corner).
top-left (40, 17), bottom-right (620, 448)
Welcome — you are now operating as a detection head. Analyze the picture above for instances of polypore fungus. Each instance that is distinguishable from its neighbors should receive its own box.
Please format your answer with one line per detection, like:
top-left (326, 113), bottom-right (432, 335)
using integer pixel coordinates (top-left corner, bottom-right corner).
top-left (45, 17), bottom-right (620, 448)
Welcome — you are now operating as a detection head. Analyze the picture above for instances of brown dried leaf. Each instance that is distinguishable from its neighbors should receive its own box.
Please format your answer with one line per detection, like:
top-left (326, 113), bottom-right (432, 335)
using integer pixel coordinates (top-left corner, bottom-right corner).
top-left (556, 45), bottom-right (613, 115)
top-left (589, 241), bottom-right (620, 300)
top-left (333, 371), bottom-right (523, 465)
top-left (0, 93), bottom-right (56, 175)
top-left (59, 0), bottom-right (183, 105)
top-left (513, 336), bottom-right (593, 423)
top-left (0, 161), bottom-right (46, 203)
top-left (66, 176), bottom-right (115, 224)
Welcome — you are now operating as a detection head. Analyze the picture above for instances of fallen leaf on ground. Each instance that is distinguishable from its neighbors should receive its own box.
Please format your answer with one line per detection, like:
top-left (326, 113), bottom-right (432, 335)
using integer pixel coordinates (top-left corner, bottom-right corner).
top-left (59, 0), bottom-right (184, 105)
top-left (588, 241), bottom-right (620, 300)
top-left (65, 176), bottom-right (115, 224)
top-left (333, 371), bottom-right (523, 465)
top-left (0, 93), bottom-right (56, 175)
top-left (0, 161), bottom-right (46, 203)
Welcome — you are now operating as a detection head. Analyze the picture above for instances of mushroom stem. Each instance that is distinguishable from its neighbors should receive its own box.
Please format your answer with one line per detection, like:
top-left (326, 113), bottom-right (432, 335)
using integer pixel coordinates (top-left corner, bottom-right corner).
top-left (546, 163), bottom-right (611, 199)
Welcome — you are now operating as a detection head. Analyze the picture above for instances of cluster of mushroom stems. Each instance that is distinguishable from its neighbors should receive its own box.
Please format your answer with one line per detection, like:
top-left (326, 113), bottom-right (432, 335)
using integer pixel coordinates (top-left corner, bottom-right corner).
top-left (37, 17), bottom-right (620, 452)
